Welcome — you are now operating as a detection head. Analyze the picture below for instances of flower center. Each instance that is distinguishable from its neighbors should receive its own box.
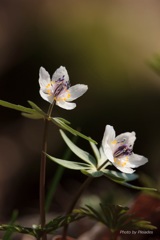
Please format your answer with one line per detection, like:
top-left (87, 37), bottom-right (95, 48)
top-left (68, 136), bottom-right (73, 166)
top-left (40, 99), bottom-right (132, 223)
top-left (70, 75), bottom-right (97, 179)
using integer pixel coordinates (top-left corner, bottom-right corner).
top-left (50, 77), bottom-right (71, 99)
top-left (113, 144), bottom-right (133, 158)
top-left (54, 83), bottom-right (66, 97)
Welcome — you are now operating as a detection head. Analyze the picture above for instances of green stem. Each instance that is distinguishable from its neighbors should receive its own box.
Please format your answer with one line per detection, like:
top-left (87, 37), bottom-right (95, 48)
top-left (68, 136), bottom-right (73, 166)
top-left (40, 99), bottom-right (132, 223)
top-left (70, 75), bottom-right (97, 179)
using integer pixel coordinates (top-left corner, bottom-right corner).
top-left (39, 119), bottom-right (48, 240)
top-left (97, 159), bottom-right (109, 171)
top-left (62, 176), bottom-right (93, 240)
top-left (39, 102), bottom-right (54, 240)
top-left (62, 159), bottom-right (110, 239)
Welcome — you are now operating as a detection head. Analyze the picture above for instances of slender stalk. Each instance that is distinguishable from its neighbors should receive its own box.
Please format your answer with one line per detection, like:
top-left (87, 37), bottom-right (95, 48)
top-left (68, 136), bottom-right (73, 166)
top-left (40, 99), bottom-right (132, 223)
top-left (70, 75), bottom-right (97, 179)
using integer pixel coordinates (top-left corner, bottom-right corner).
top-left (97, 159), bottom-right (109, 171)
top-left (39, 102), bottom-right (54, 240)
top-left (62, 159), bottom-right (110, 239)
top-left (62, 176), bottom-right (93, 240)
top-left (39, 118), bottom-right (48, 240)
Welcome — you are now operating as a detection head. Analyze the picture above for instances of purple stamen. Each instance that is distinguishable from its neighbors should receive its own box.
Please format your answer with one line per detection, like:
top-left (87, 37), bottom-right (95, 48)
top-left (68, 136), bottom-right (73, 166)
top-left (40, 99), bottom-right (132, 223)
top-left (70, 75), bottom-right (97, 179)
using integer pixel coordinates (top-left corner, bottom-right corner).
top-left (56, 75), bottom-right (65, 82)
top-left (54, 83), bottom-right (65, 97)
top-left (53, 75), bottom-right (70, 97)
top-left (114, 145), bottom-right (132, 158)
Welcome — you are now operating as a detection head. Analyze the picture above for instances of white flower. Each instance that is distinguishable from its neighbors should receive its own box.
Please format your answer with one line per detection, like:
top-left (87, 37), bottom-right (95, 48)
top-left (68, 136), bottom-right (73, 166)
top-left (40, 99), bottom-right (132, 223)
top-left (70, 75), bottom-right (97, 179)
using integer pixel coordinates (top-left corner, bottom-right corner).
top-left (101, 125), bottom-right (148, 174)
top-left (39, 66), bottom-right (88, 110)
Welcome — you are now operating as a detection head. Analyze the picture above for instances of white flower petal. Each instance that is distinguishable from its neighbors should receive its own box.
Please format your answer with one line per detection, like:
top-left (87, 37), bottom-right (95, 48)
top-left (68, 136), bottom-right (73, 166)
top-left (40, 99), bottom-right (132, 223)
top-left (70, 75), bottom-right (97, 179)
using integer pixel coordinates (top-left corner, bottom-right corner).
top-left (102, 125), bottom-right (116, 147)
top-left (103, 145), bottom-right (114, 162)
top-left (101, 125), bottom-right (116, 162)
top-left (99, 147), bottom-right (107, 162)
top-left (66, 84), bottom-right (88, 101)
top-left (113, 163), bottom-right (135, 174)
top-left (39, 67), bottom-right (51, 89)
top-left (52, 66), bottom-right (69, 83)
top-left (39, 90), bottom-right (53, 103)
top-left (128, 153), bottom-right (148, 168)
top-left (116, 132), bottom-right (136, 147)
top-left (56, 100), bottom-right (76, 110)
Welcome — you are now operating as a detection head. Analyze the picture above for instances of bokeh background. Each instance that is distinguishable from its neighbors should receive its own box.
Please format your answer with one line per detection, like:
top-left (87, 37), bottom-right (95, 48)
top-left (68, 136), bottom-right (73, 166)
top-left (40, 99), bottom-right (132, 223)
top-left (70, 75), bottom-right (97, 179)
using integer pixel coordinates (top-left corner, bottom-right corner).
top-left (0, 0), bottom-right (160, 234)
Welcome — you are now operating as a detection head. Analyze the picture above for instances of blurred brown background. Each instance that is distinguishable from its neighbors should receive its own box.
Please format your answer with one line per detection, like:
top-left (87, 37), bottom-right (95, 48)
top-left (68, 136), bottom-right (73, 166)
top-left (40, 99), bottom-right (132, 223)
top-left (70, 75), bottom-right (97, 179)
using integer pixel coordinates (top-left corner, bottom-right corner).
top-left (0, 0), bottom-right (160, 228)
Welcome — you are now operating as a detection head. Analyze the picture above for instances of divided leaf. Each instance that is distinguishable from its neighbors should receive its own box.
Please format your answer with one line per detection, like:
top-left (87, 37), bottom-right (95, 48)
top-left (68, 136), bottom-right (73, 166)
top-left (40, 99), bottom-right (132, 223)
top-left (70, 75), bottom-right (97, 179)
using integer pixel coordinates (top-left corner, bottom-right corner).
top-left (60, 130), bottom-right (97, 166)
top-left (0, 100), bottom-right (45, 119)
top-left (102, 169), bottom-right (139, 182)
top-left (0, 100), bottom-right (35, 114)
top-left (113, 180), bottom-right (157, 192)
top-left (52, 118), bottom-right (97, 143)
top-left (0, 213), bottom-right (84, 238)
top-left (89, 142), bottom-right (101, 161)
top-left (46, 154), bottom-right (90, 170)
top-left (77, 203), bottom-right (157, 233)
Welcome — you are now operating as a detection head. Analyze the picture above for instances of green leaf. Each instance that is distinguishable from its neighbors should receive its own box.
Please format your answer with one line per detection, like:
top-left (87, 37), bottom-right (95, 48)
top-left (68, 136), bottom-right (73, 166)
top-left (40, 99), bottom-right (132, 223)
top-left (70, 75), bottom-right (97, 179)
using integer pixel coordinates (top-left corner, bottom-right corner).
top-left (0, 224), bottom-right (38, 238)
top-left (102, 169), bottom-right (157, 191)
top-left (45, 213), bottom-right (84, 234)
top-left (46, 153), bottom-right (90, 170)
top-left (0, 100), bottom-right (35, 114)
top-left (52, 117), bottom-right (97, 144)
top-left (100, 204), bottom-right (129, 230)
top-left (0, 100), bottom-right (45, 120)
top-left (79, 205), bottom-right (105, 223)
top-left (81, 169), bottom-right (104, 178)
top-left (60, 130), bottom-right (96, 166)
top-left (113, 180), bottom-right (157, 191)
top-left (27, 101), bottom-right (46, 116)
top-left (102, 169), bottom-right (126, 182)
top-left (89, 142), bottom-right (100, 160)
top-left (0, 214), bottom-right (84, 238)
top-left (21, 112), bottom-right (44, 119)
top-left (78, 203), bottom-right (157, 233)
top-left (119, 172), bottom-right (139, 182)
top-left (3, 210), bottom-right (18, 240)
top-left (133, 220), bottom-right (157, 230)
top-left (56, 117), bottom-right (71, 125)
top-left (102, 169), bottom-right (138, 182)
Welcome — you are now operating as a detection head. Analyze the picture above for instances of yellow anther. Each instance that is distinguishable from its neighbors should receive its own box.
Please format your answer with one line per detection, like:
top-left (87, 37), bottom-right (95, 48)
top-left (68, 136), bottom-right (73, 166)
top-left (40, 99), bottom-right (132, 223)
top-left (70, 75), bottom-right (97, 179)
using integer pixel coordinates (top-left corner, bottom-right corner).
top-left (56, 91), bottom-right (71, 101)
top-left (46, 83), bottom-right (51, 88)
top-left (47, 89), bottom-right (52, 96)
top-left (114, 156), bottom-right (128, 167)
top-left (111, 139), bottom-right (117, 145)
top-left (67, 92), bottom-right (71, 98)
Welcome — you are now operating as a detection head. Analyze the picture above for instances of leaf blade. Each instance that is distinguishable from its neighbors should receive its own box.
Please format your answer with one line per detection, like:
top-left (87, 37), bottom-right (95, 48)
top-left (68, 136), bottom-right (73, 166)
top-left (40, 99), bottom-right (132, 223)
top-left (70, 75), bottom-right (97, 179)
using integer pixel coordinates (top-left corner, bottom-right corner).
top-left (0, 100), bottom-right (35, 114)
top-left (113, 180), bottom-right (157, 191)
top-left (46, 153), bottom-right (90, 170)
top-left (60, 130), bottom-right (97, 166)
top-left (89, 142), bottom-right (100, 160)
top-left (102, 169), bottom-right (138, 182)
top-left (27, 101), bottom-right (46, 117)
top-left (52, 118), bottom-right (97, 144)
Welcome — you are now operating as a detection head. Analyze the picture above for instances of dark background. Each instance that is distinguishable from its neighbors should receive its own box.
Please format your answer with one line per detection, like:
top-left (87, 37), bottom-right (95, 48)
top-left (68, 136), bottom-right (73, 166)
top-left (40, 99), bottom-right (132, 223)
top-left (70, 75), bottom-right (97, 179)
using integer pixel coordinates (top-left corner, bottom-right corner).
top-left (0, 0), bottom-right (160, 225)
